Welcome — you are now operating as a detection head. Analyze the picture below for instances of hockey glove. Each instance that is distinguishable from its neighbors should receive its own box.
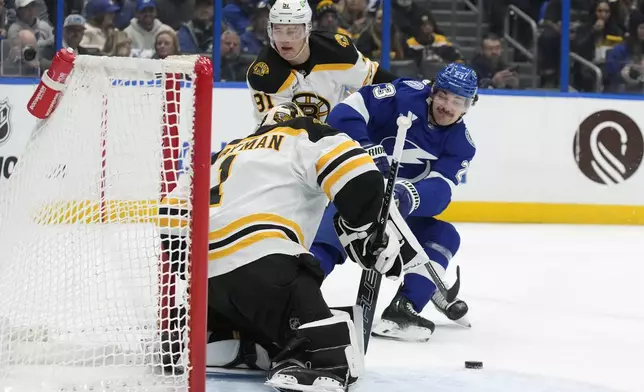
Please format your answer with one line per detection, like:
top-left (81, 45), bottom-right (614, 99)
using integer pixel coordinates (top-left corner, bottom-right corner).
top-left (332, 214), bottom-right (402, 277)
top-left (393, 180), bottom-right (420, 219)
top-left (363, 144), bottom-right (389, 176)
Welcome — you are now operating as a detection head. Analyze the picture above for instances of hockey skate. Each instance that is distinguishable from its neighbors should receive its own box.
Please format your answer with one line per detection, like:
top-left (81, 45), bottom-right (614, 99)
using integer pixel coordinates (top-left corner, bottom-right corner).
top-left (371, 290), bottom-right (435, 343)
top-left (431, 290), bottom-right (471, 328)
top-left (265, 359), bottom-right (350, 392)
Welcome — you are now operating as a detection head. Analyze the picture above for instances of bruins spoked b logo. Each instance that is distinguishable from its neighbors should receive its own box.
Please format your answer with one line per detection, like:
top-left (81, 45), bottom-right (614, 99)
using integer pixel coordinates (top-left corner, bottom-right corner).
top-left (573, 110), bottom-right (643, 185)
top-left (292, 93), bottom-right (331, 121)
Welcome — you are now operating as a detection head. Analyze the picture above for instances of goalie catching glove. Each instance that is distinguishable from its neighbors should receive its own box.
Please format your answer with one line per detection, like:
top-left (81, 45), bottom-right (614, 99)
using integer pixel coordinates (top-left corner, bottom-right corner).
top-left (333, 215), bottom-right (402, 278)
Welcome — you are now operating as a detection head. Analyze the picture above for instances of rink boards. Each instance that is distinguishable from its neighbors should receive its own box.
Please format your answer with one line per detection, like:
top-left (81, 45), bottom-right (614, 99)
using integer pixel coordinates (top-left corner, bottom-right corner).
top-left (2, 83), bottom-right (644, 225)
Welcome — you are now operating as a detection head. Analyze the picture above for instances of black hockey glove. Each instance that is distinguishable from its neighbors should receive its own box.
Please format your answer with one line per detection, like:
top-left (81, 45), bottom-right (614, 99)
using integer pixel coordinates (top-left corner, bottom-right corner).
top-left (332, 213), bottom-right (402, 277)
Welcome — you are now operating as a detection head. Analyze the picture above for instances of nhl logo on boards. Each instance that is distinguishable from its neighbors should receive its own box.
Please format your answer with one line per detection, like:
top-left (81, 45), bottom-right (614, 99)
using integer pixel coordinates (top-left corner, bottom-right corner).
top-left (335, 34), bottom-right (350, 48)
top-left (573, 110), bottom-right (643, 185)
top-left (252, 62), bottom-right (270, 77)
top-left (0, 99), bottom-right (12, 146)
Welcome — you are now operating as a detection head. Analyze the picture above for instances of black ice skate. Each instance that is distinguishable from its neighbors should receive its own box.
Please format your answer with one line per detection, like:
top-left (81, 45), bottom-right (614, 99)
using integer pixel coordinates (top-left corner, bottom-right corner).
top-left (265, 359), bottom-right (349, 392)
top-left (371, 290), bottom-right (435, 342)
top-left (431, 290), bottom-right (471, 328)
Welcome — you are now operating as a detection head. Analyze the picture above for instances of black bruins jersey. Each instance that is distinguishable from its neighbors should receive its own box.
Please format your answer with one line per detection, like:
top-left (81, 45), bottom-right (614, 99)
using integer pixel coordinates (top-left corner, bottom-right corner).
top-left (246, 31), bottom-right (379, 123)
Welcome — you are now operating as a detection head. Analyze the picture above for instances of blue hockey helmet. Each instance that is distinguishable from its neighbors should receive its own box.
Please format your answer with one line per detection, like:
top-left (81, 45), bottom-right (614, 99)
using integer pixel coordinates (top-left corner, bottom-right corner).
top-left (432, 63), bottom-right (479, 107)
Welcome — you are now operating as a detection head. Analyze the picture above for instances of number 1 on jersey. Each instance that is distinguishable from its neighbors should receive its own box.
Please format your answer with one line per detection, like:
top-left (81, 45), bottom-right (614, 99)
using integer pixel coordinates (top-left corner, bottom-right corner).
top-left (211, 155), bottom-right (237, 206)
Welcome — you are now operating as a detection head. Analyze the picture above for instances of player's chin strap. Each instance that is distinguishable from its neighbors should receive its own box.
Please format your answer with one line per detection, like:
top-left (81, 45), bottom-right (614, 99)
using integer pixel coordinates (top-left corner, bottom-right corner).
top-left (285, 38), bottom-right (310, 62)
top-left (271, 36), bottom-right (311, 63)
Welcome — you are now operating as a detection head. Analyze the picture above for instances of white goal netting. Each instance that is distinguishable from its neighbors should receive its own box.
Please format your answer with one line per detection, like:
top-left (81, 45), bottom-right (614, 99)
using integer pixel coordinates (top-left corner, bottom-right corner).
top-left (0, 55), bottom-right (212, 392)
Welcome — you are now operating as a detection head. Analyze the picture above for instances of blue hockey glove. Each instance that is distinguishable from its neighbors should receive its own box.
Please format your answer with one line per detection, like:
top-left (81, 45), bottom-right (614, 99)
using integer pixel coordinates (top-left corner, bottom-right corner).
top-left (363, 144), bottom-right (389, 176)
top-left (394, 180), bottom-right (420, 219)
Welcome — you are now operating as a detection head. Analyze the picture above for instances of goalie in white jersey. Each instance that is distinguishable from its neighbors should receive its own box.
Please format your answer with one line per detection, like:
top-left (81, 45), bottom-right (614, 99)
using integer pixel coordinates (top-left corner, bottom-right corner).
top-left (246, 0), bottom-right (397, 124)
top-left (163, 103), bottom-right (413, 392)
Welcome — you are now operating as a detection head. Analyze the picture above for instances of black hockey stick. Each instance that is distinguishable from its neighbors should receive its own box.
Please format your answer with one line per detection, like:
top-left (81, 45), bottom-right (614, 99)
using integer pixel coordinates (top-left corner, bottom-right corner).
top-left (425, 264), bottom-right (460, 304)
top-left (356, 113), bottom-right (413, 354)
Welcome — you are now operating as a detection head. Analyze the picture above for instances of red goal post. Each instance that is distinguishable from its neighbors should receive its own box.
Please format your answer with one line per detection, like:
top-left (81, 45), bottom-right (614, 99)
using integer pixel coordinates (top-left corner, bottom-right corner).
top-left (0, 53), bottom-right (212, 392)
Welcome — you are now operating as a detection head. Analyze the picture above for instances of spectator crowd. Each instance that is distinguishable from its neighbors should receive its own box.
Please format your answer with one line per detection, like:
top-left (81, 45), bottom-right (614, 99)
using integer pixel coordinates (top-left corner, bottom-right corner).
top-left (1, 0), bottom-right (644, 94)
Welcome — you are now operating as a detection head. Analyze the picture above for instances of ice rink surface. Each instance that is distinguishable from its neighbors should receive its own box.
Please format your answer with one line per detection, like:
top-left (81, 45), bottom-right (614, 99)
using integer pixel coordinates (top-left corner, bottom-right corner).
top-left (208, 223), bottom-right (644, 392)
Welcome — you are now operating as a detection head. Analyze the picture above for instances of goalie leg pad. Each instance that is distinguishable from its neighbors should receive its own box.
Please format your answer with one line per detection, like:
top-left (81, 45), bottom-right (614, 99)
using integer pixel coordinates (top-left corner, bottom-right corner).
top-left (266, 310), bottom-right (365, 392)
top-left (297, 309), bottom-right (364, 380)
top-left (329, 305), bottom-right (364, 358)
top-left (206, 339), bottom-right (271, 371)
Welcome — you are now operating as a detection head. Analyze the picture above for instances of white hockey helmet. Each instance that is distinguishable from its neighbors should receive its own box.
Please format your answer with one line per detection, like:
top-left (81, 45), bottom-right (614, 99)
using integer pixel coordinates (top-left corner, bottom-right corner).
top-left (267, 0), bottom-right (313, 44)
top-left (259, 102), bottom-right (305, 127)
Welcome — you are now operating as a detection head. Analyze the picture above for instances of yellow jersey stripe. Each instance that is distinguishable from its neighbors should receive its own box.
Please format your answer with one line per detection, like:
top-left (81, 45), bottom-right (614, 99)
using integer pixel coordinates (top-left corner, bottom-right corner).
top-left (157, 217), bottom-right (189, 229)
top-left (362, 61), bottom-right (377, 86)
top-left (316, 140), bottom-right (361, 173)
top-left (209, 213), bottom-right (305, 244)
top-left (311, 63), bottom-right (354, 72)
top-left (208, 231), bottom-right (290, 260)
top-left (277, 72), bottom-right (296, 93)
top-left (267, 127), bottom-right (308, 137)
top-left (322, 155), bottom-right (374, 198)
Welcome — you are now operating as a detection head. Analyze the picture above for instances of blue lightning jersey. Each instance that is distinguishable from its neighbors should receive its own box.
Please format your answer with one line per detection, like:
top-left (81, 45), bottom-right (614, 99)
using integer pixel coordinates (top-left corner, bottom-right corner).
top-left (326, 78), bottom-right (476, 217)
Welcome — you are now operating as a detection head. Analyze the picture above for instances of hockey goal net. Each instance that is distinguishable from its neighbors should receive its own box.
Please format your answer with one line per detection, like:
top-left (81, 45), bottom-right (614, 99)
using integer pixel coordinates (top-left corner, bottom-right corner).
top-left (0, 54), bottom-right (212, 391)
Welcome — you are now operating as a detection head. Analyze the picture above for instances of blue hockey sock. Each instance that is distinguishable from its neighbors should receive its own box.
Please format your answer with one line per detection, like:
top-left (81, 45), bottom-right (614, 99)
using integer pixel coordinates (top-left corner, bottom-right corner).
top-left (310, 243), bottom-right (344, 277)
top-left (400, 273), bottom-right (436, 313)
top-left (400, 238), bottom-right (453, 312)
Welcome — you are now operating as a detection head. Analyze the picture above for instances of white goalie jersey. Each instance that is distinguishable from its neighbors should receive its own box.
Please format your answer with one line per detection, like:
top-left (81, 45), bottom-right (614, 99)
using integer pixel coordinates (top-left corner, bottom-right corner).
top-left (161, 117), bottom-right (380, 278)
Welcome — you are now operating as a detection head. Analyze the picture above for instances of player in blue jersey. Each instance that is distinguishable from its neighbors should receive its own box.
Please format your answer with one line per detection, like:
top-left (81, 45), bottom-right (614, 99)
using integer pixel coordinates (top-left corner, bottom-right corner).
top-left (311, 63), bottom-right (477, 342)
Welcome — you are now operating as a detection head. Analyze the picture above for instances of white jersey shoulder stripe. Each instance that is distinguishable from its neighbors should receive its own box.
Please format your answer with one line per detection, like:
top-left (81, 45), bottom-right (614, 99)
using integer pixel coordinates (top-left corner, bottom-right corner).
top-left (342, 92), bottom-right (370, 124)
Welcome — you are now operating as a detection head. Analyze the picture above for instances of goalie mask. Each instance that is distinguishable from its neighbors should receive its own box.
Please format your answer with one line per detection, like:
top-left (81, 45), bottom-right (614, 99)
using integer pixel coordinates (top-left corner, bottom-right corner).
top-left (259, 102), bottom-right (305, 127)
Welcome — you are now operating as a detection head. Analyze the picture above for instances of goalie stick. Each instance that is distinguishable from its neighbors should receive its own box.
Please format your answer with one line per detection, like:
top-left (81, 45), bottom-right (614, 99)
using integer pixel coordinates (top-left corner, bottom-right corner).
top-left (356, 113), bottom-right (413, 353)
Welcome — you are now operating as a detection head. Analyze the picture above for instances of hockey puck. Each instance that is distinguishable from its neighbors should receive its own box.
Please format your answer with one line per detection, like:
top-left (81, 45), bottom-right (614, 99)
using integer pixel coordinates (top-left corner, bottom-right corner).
top-left (465, 361), bottom-right (483, 369)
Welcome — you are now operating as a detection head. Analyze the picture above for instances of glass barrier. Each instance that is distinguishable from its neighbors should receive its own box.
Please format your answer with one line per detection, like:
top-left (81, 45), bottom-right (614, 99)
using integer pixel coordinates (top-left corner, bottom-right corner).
top-left (0, 0), bottom-right (643, 97)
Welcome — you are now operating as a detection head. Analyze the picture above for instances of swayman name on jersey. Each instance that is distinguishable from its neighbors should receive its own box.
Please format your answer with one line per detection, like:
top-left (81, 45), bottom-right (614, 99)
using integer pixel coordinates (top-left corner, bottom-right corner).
top-left (327, 78), bottom-right (477, 218)
top-left (200, 117), bottom-right (380, 277)
top-left (246, 31), bottom-right (379, 124)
